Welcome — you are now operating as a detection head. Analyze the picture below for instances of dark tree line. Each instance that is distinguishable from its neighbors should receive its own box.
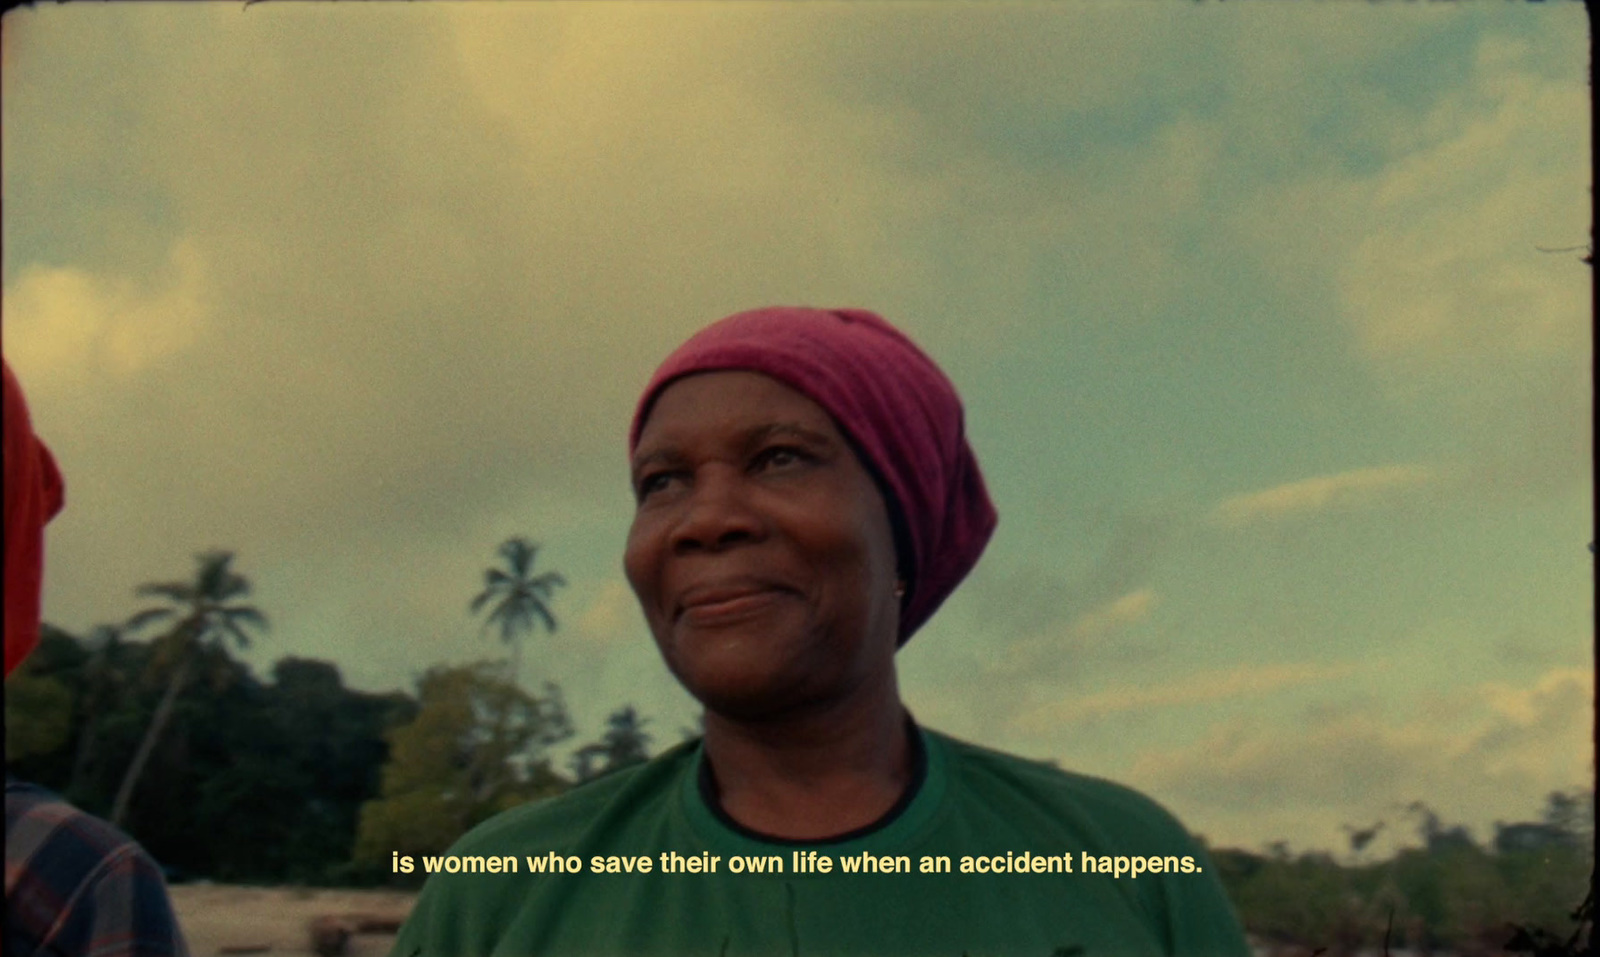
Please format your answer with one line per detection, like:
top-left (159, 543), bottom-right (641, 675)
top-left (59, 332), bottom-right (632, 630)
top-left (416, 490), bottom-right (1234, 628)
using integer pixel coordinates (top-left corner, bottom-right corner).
top-left (1211, 795), bottom-right (1592, 956)
top-left (5, 540), bottom-right (655, 885)
top-left (8, 626), bottom-right (415, 882)
top-left (6, 625), bottom-right (653, 885)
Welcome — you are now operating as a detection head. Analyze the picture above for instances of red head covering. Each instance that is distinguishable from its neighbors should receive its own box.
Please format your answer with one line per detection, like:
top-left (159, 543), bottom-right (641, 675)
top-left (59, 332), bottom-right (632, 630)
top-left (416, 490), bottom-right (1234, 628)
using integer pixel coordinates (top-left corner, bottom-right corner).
top-left (629, 306), bottom-right (997, 644)
top-left (4, 359), bottom-right (66, 677)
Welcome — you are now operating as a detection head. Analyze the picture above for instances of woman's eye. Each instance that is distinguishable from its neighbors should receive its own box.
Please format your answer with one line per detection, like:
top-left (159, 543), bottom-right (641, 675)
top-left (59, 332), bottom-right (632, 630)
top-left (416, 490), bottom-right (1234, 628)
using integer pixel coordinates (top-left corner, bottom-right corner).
top-left (753, 446), bottom-right (804, 471)
top-left (637, 472), bottom-right (675, 499)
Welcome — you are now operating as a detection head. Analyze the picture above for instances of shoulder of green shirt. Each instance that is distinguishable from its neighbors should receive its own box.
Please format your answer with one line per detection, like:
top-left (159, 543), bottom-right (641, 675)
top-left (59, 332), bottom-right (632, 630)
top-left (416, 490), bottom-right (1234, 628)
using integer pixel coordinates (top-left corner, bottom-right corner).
top-left (930, 733), bottom-right (1250, 956)
top-left (444, 739), bottom-right (700, 858)
top-left (933, 730), bottom-right (1209, 849)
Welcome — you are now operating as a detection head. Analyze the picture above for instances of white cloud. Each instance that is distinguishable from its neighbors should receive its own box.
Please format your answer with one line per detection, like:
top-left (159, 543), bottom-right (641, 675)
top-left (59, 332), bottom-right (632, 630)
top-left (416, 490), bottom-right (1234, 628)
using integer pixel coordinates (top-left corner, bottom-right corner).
top-left (574, 579), bottom-right (640, 647)
top-left (1066, 588), bottom-right (1158, 644)
top-left (1126, 665), bottom-right (1593, 852)
top-left (1011, 659), bottom-right (1362, 734)
top-left (1234, 25), bottom-right (1587, 369)
top-left (990, 586), bottom-right (1159, 680)
top-left (1210, 465), bottom-right (1436, 527)
top-left (1472, 666), bottom-right (1593, 775)
top-left (1339, 67), bottom-right (1588, 364)
top-left (4, 240), bottom-right (211, 388)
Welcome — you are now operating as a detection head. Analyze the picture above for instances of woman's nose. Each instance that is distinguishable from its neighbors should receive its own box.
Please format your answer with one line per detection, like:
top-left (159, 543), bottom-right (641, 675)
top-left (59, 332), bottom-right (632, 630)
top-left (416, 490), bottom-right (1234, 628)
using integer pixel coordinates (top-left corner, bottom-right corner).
top-left (669, 468), bottom-right (764, 553)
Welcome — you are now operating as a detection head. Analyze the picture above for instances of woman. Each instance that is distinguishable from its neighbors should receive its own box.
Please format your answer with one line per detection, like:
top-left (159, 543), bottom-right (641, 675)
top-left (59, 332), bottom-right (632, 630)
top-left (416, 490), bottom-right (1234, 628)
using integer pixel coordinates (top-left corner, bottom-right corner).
top-left (392, 307), bottom-right (1250, 957)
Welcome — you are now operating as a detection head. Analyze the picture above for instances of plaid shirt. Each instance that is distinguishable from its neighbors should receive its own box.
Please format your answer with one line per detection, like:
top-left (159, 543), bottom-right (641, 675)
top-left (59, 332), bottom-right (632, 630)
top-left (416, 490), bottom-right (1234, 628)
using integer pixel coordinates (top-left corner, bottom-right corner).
top-left (5, 779), bottom-right (189, 957)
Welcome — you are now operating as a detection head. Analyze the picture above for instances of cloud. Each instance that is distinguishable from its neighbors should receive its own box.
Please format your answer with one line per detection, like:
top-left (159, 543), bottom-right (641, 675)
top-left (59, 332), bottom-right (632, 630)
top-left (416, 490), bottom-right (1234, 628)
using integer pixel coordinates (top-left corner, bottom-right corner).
top-left (574, 579), bottom-right (640, 647)
top-left (3, 240), bottom-right (211, 387)
top-left (990, 587), bottom-right (1158, 680)
top-left (1336, 37), bottom-right (1588, 365)
top-left (1473, 666), bottom-right (1593, 769)
top-left (1210, 465), bottom-right (1436, 527)
top-left (1127, 665), bottom-right (1593, 852)
top-left (970, 511), bottom-right (1175, 644)
top-left (1210, 18), bottom-right (1588, 511)
top-left (1066, 588), bottom-right (1157, 644)
top-left (1225, 22), bottom-right (1586, 394)
top-left (1012, 659), bottom-right (1362, 734)
top-left (925, 507), bottom-right (1188, 744)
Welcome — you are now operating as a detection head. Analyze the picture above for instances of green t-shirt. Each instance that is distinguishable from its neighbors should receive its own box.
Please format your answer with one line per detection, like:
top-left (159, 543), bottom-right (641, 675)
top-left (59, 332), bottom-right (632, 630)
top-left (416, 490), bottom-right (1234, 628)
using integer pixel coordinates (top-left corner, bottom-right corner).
top-left (390, 728), bottom-right (1250, 957)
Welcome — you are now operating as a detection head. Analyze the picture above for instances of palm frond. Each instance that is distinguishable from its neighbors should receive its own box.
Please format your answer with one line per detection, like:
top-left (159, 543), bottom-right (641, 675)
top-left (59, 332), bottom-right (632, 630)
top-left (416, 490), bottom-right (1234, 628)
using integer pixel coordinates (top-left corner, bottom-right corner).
top-left (220, 619), bottom-right (254, 651)
top-left (195, 551), bottom-right (235, 593)
top-left (224, 606), bottom-right (268, 631)
top-left (217, 576), bottom-right (252, 602)
top-left (125, 608), bottom-right (176, 632)
top-left (497, 537), bottom-right (536, 575)
top-left (198, 551), bottom-right (257, 604)
top-left (86, 623), bottom-right (123, 649)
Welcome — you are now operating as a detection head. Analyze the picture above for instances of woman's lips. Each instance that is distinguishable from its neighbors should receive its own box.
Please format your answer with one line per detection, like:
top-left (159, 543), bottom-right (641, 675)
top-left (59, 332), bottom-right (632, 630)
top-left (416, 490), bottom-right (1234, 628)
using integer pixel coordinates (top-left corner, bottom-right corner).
top-left (677, 585), bottom-right (789, 627)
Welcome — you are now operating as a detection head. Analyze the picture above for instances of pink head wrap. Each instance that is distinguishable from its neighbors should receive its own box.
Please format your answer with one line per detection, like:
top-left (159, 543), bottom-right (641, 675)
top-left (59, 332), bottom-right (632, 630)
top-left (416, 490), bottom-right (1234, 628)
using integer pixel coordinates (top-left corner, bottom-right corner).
top-left (629, 306), bottom-right (997, 644)
top-left (4, 359), bottom-right (66, 677)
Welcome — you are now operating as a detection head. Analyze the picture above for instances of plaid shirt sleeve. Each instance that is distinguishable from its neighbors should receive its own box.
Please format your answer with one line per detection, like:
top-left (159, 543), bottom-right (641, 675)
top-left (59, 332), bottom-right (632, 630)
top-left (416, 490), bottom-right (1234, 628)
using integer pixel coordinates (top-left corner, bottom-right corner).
top-left (5, 781), bottom-right (190, 957)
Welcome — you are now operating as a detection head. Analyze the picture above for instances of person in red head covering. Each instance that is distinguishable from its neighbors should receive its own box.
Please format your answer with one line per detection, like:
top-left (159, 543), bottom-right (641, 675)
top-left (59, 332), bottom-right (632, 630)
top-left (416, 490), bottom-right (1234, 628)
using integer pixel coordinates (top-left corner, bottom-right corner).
top-left (394, 308), bottom-right (1250, 957)
top-left (4, 360), bottom-right (65, 677)
top-left (4, 359), bottom-right (191, 956)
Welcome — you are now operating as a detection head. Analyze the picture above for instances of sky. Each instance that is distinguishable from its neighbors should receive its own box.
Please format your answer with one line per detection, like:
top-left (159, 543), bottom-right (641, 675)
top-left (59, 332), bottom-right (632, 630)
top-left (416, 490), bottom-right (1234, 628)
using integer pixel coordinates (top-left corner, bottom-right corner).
top-left (1, 1), bottom-right (1591, 857)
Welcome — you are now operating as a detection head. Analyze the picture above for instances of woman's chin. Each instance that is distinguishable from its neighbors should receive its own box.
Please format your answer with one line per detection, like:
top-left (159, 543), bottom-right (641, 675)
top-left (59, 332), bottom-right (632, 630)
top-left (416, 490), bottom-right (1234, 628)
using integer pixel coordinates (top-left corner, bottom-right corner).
top-left (668, 643), bottom-right (818, 720)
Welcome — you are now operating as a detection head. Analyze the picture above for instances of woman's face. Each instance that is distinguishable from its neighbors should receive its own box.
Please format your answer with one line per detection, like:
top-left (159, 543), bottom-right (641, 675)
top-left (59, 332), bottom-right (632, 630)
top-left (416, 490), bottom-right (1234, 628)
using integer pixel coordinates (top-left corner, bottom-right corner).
top-left (624, 371), bottom-right (902, 720)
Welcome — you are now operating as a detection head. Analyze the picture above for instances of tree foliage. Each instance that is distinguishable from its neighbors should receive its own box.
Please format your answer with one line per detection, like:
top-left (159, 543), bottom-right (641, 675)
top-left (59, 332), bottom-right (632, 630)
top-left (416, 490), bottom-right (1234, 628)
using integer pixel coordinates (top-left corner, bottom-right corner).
top-left (1216, 798), bottom-right (1594, 955)
top-left (6, 628), bottom-right (413, 884)
top-left (3, 659), bottom-right (74, 760)
top-left (353, 662), bottom-right (572, 875)
top-left (571, 705), bottom-right (652, 782)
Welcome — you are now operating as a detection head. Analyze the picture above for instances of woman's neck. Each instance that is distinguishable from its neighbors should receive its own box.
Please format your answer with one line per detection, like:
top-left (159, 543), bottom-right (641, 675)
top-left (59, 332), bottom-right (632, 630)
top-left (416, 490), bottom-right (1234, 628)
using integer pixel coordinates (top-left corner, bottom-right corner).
top-left (699, 683), bottom-right (914, 841)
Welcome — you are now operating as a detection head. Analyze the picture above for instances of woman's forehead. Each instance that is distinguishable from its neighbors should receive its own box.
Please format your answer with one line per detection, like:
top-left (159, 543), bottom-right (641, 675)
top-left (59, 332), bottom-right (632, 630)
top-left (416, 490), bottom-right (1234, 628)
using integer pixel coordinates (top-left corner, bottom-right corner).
top-left (633, 371), bottom-right (842, 453)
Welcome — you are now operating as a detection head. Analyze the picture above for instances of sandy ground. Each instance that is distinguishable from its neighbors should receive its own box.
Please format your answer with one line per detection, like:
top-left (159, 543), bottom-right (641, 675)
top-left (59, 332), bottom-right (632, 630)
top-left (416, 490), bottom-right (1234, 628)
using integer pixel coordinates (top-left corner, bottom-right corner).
top-left (170, 885), bottom-right (417, 957)
top-left (168, 887), bottom-right (1452, 957)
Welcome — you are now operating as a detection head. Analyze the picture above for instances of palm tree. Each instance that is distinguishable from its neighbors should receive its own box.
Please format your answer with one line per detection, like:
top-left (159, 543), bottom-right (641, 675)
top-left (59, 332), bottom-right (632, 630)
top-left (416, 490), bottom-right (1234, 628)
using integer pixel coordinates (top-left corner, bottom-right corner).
top-left (110, 550), bottom-right (267, 827)
top-left (470, 537), bottom-right (565, 684)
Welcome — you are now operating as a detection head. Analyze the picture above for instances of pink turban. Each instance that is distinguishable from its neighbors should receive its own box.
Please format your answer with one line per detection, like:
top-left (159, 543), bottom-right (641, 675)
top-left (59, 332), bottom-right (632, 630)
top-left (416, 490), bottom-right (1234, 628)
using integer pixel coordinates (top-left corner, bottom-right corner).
top-left (4, 359), bottom-right (66, 677)
top-left (630, 306), bottom-right (996, 643)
